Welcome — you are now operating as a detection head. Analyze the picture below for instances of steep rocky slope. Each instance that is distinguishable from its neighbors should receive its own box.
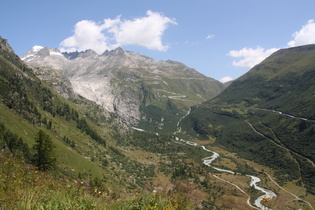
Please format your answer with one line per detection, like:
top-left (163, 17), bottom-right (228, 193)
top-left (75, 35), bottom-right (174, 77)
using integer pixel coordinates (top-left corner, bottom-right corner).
top-left (21, 47), bottom-right (224, 127)
top-left (1, 36), bottom-right (171, 192)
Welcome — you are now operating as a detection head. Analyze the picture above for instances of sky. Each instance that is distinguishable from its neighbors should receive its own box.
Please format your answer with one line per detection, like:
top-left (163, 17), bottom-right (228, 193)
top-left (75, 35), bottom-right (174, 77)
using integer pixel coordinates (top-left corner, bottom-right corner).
top-left (1, 0), bottom-right (315, 82)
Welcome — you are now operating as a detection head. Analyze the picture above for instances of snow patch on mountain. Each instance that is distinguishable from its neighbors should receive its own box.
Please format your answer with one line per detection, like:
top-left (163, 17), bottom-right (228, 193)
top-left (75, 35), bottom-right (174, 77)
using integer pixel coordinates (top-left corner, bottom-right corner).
top-left (32, 45), bottom-right (44, 52)
top-left (50, 51), bottom-right (63, 56)
top-left (21, 46), bottom-right (65, 61)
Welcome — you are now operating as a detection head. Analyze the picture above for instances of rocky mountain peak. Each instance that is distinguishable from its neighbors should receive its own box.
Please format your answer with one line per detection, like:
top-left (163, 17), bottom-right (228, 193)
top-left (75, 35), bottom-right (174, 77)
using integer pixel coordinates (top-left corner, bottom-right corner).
top-left (62, 51), bottom-right (80, 60)
top-left (77, 49), bottom-right (98, 58)
top-left (37, 47), bottom-right (51, 57)
top-left (0, 37), bottom-right (16, 54)
top-left (112, 47), bottom-right (125, 55)
top-left (62, 49), bottom-right (98, 60)
top-left (21, 44), bottom-right (224, 124)
top-left (30, 45), bottom-right (44, 53)
top-left (101, 50), bottom-right (110, 56)
top-left (102, 47), bottom-right (125, 57)
top-left (21, 46), bottom-right (63, 61)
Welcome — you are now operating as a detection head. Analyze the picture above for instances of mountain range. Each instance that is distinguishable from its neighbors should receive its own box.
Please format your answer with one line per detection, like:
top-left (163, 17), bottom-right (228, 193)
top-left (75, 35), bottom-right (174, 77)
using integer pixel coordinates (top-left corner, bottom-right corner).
top-left (21, 46), bottom-right (224, 129)
top-left (1, 36), bottom-right (315, 209)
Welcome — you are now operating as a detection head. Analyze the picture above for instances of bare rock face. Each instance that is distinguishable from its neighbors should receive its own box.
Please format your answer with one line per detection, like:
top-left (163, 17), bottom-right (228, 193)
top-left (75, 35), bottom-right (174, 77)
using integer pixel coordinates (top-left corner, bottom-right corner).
top-left (31, 66), bottom-right (76, 99)
top-left (0, 37), bottom-right (15, 54)
top-left (21, 46), bottom-right (224, 124)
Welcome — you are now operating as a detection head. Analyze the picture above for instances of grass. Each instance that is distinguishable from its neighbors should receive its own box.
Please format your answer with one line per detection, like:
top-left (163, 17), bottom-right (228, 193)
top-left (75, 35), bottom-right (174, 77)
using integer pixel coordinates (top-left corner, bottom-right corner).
top-left (0, 102), bottom-right (109, 178)
top-left (0, 98), bottom-right (156, 192)
top-left (0, 151), bottom-right (98, 209)
top-left (0, 151), bottom-right (198, 210)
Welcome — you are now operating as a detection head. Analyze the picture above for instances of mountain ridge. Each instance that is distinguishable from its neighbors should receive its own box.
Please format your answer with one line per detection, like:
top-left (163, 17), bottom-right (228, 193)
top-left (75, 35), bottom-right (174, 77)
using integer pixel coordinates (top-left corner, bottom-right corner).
top-left (0, 36), bottom-right (156, 191)
top-left (181, 44), bottom-right (315, 193)
top-left (2, 36), bottom-right (315, 209)
top-left (21, 45), bottom-right (224, 126)
top-left (0, 37), bottom-right (251, 209)
top-left (212, 44), bottom-right (315, 118)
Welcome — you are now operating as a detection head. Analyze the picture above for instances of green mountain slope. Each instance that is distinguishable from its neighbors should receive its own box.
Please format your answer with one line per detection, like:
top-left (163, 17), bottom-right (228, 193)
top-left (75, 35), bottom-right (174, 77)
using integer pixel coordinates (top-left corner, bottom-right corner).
top-left (215, 44), bottom-right (315, 118)
top-left (2, 37), bottom-right (315, 209)
top-left (181, 45), bottom-right (315, 193)
top-left (0, 37), bottom-right (155, 191)
top-left (0, 37), bottom-right (277, 209)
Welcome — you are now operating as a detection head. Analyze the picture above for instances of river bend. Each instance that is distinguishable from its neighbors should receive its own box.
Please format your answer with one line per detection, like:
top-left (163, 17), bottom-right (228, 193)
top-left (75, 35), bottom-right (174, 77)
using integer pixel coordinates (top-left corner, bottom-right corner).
top-left (176, 138), bottom-right (277, 209)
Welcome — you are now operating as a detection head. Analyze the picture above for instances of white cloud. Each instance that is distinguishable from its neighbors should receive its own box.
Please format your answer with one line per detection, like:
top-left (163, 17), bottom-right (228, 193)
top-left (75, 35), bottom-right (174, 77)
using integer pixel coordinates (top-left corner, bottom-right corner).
top-left (60, 20), bottom-right (112, 54)
top-left (206, 34), bottom-right (215, 40)
top-left (227, 19), bottom-right (315, 69)
top-left (288, 19), bottom-right (315, 47)
top-left (114, 10), bottom-right (177, 51)
top-left (184, 39), bottom-right (199, 45)
top-left (59, 10), bottom-right (176, 54)
top-left (228, 46), bottom-right (279, 68)
top-left (220, 76), bottom-right (233, 83)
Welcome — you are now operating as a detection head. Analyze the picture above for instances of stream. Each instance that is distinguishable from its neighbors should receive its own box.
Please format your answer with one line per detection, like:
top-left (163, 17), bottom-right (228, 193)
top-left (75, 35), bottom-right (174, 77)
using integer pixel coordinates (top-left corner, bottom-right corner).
top-left (176, 138), bottom-right (277, 209)
top-left (132, 106), bottom-right (278, 209)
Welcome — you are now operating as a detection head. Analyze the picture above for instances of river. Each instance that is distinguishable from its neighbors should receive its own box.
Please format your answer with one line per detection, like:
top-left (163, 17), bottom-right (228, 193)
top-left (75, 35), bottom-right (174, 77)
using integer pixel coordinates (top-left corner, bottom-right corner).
top-left (132, 108), bottom-right (277, 209)
top-left (176, 138), bottom-right (277, 209)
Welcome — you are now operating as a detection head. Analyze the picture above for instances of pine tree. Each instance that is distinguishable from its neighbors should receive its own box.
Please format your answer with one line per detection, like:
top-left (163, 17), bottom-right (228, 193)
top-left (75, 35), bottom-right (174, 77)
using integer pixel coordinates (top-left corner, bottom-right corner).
top-left (33, 129), bottom-right (56, 171)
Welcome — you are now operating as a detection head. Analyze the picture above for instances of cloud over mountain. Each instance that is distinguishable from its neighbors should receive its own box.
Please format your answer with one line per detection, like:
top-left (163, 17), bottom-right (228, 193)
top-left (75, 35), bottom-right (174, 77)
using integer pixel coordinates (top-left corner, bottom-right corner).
top-left (60, 10), bottom-right (176, 54)
top-left (59, 20), bottom-right (112, 54)
top-left (227, 47), bottom-right (278, 68)
top-left (219, 76), bottom-right (233, 83)
top-left (228, 19), bottom-right (315, 69)
top-left (113, 10), bottom-right (177, 51)
top-left (288, 19), bottom-right (315, 47)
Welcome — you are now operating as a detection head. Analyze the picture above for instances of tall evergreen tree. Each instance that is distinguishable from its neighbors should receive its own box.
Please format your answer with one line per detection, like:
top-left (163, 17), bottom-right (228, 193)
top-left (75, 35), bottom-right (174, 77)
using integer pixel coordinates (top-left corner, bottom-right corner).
top-left (33, 130), bottom-right (56, 171)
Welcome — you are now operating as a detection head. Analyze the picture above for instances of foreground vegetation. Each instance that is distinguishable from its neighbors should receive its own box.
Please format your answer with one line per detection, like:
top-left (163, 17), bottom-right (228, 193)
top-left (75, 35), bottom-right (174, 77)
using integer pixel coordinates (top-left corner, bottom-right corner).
top-left (0, 150), bottom-right (200, 209)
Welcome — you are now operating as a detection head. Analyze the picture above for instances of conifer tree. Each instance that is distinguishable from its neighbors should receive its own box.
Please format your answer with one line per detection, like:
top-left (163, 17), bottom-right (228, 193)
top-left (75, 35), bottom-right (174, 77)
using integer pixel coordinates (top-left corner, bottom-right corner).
top-left (33, 129), bottom-right (56, 171)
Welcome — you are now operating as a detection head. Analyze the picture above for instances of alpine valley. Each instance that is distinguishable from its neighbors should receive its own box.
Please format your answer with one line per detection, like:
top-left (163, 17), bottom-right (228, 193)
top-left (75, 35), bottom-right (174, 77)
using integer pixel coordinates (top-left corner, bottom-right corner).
top-left (0, 36), bottom-right (315, 209)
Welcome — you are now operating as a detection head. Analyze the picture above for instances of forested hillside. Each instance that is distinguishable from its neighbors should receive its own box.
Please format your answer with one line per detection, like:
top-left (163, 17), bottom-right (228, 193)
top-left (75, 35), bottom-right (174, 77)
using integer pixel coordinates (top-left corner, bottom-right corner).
top-left (0, 37), bottom-right (157, 193)
top-left (181, 44), bottom-right (315, 193)
top-left (0, 37), bottom-right (249, 209)
top-left (215, 44), bottom-right (315, 118)
top-left (1, 37), bottom-right (315, 209)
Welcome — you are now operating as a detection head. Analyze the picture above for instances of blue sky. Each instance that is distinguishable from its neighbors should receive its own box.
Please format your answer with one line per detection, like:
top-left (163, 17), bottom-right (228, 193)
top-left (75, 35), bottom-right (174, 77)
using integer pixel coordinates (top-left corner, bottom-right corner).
top-left (1, 0), bottom-right (315, 82)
